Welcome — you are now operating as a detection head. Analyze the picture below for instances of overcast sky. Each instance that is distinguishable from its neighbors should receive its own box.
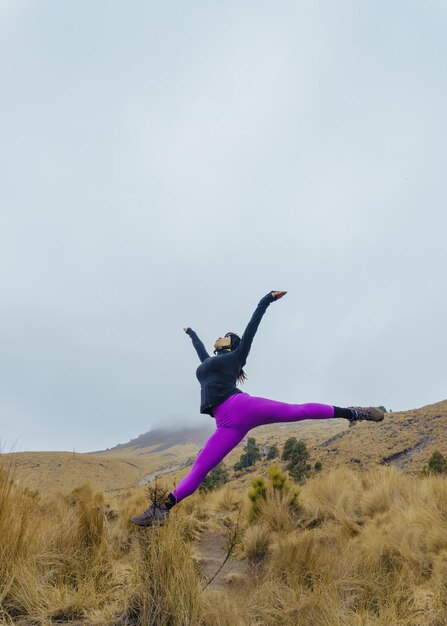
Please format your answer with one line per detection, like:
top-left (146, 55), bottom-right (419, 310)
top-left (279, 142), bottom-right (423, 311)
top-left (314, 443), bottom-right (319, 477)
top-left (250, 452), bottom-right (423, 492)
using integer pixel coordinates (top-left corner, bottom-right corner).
top-left (1, 1), bottom-right (446, 453)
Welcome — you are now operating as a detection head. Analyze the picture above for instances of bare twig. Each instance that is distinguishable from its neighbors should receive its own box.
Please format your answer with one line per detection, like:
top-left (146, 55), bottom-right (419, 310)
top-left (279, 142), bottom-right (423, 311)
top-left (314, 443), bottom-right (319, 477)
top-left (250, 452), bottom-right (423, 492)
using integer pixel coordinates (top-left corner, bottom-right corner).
top-left (201, 512), bottom-right (241, 591)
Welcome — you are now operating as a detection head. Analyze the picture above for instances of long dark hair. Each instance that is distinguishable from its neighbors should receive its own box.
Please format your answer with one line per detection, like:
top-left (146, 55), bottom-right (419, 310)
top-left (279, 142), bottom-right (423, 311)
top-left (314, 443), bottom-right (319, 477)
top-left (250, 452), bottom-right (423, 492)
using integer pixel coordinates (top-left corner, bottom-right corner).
top-left (237, 369), bottom-right (247, 386)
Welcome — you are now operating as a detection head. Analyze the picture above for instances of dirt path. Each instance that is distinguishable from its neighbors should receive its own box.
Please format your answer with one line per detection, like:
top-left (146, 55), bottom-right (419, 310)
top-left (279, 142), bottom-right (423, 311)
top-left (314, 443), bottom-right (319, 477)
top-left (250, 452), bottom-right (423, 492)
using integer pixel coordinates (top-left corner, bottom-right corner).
top-left (137, 462), bottom-right (185, 486)
top-left (380, 436), bottom-right (435, 468)
top-left (193, 531), bottom-right (248, 589)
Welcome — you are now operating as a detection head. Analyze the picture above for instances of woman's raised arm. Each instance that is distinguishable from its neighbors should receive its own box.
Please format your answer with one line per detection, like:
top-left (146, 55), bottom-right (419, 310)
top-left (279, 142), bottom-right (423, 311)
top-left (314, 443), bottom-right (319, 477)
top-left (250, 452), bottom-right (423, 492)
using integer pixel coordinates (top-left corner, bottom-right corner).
top-left (184, 327), bottom-right (210, 363)
top-left (237, 291), bottom-right (287, 365)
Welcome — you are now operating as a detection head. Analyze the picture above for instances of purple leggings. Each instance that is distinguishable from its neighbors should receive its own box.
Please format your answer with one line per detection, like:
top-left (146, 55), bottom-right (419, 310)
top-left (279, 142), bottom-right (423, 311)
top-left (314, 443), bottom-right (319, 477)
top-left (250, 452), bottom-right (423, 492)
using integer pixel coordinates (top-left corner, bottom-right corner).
top-left (172, 392), bottom-right (334, 502)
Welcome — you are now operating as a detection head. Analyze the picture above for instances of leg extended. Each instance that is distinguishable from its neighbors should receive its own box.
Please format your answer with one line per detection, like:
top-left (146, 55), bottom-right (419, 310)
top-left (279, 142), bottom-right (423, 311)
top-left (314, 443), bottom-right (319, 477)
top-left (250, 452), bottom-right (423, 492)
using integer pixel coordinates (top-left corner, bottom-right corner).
top-left (172, 426), bottom-right (246, 502)
top-left (233, 394), bottom-right (335, 431)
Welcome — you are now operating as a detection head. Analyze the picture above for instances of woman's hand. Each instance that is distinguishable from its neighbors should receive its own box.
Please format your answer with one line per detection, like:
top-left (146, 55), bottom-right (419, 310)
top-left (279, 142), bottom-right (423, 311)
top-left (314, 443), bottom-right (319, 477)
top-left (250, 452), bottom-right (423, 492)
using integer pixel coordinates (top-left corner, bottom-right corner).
top-left (272, 291), bottom-right (287, 300)
top-left (183, 326), bottom-right (190, 333)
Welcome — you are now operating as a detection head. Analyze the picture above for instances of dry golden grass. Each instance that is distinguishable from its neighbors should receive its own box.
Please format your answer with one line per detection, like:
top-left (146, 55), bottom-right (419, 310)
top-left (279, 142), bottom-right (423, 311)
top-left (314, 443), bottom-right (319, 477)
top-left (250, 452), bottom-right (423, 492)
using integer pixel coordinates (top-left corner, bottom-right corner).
top-left (0, 457), bottom-right (205, 625)
top-left (241, 523), bottom-right (271, 560)
top-left (2, 443), bottom-right (447, 625)
top-left (2, 443), bottom-right (202, 496)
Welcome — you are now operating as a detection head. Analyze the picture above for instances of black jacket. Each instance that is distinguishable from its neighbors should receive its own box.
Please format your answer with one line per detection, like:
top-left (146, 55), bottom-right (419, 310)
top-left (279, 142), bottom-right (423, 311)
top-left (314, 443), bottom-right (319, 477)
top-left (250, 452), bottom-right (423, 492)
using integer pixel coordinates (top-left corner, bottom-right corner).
top-left (186, 292), bottom-right (276, 416)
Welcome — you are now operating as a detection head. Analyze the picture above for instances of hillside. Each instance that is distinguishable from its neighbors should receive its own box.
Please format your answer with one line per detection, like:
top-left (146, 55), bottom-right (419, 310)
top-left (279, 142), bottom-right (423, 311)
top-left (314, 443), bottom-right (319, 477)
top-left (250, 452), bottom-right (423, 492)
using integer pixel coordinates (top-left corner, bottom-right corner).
top-left (156, 399), bottom-right (447, 495)
top-left (313, 398), bottom-right (447, 473)
top-left (3, 399), bottom-right (446, 496)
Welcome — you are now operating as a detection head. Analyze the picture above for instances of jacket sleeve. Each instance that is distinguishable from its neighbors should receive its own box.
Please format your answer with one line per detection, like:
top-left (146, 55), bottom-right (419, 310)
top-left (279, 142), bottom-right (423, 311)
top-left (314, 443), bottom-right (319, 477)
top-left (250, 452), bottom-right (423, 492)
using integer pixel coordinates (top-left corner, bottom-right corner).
top-left (237, 292), bottom-right (276, 365)
top-left (186, 328), bottom-right (210, 363)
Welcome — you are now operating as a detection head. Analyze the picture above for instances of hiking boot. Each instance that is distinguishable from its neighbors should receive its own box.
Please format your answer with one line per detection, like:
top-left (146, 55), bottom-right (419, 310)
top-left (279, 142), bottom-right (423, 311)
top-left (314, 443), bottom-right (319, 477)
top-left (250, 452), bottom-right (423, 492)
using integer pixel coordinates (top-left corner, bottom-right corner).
top-left (347, 406), bottom-right (385, 425)
top-left (131, 503), bottom-right (169, 527)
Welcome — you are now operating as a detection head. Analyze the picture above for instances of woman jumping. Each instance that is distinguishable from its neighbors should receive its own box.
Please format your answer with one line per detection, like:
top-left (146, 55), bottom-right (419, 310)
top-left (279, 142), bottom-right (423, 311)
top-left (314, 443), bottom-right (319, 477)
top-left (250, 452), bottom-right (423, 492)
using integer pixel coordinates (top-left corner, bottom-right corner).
top-left (131, 291), bottom-right (384, 526)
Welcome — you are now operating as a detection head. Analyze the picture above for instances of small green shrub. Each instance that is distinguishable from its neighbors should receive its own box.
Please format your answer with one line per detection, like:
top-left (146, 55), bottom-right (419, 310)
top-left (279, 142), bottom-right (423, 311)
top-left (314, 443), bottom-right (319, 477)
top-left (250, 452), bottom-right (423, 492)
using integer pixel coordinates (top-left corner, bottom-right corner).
top-left (282, 437), bottom-right (298, 461)
top-left (199, 462), bottom-right (229, 492)
top-left (282, 439), bottom-right (311, 482)
top-left (234, 437), bottom-right (261, 471)
top-left (266, 444), bottom-right (279, 460)
top-left (427, 451), bottom-right (447, 474)
top-left (248, 465), bottom-right (299, 520)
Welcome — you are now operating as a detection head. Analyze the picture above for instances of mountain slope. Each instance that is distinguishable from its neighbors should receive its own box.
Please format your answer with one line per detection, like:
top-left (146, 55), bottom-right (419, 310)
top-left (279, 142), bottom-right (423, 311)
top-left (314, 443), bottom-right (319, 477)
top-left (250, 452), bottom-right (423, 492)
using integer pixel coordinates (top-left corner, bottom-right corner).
top-left (96, 424), bottom-right (214, 453)
top-left (313, 399), bottom-right (447, 472)
top-left (3, 399), bottom-right (446, 495)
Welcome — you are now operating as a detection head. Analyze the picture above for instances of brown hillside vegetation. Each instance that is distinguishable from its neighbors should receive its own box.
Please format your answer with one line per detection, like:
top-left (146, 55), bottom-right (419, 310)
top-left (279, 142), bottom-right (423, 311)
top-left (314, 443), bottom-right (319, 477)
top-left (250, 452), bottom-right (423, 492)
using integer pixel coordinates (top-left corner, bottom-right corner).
top-left (314, 398), bottom-right (447, 473)
top-left (2, 448), bottom-right (447, 625)
top-left (3, 443), bottom-right (202, 495)
top-left (4, 399), bottom-right (447, 498)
